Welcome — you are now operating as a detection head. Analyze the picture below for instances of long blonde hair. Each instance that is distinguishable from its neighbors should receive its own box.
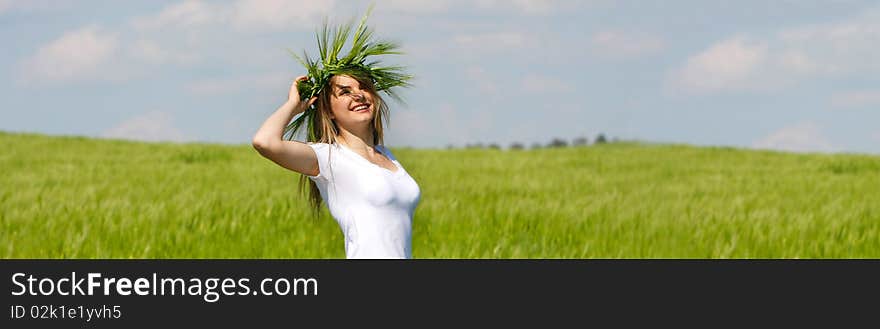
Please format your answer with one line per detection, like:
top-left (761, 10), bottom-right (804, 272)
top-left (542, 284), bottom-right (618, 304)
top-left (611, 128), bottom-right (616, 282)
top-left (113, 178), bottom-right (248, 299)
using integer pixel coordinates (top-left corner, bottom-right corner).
top-left (299, 74), bottom-right (391, 215)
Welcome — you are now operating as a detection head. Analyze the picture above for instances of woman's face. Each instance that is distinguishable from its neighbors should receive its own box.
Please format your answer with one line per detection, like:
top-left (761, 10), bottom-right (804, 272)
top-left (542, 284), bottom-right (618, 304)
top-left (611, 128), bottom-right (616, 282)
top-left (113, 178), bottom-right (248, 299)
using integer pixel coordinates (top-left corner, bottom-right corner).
top-left (327, 75), bottom-right (375, 128)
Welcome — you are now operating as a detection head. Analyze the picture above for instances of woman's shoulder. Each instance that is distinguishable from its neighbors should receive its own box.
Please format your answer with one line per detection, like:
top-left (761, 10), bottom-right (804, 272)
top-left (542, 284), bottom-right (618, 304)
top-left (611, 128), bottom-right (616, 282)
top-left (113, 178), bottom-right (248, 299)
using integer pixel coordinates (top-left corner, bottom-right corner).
top-left (306, 141), bottom-right (340, 155)
top-left (306, 141), bottom-right (341, 148)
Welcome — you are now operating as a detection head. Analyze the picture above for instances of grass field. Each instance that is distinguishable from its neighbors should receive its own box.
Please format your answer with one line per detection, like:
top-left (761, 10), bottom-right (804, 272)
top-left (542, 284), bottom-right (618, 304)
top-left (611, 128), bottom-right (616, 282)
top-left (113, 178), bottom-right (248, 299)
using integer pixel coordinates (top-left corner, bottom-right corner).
top-left (1, 131), bottom-right (879, 258)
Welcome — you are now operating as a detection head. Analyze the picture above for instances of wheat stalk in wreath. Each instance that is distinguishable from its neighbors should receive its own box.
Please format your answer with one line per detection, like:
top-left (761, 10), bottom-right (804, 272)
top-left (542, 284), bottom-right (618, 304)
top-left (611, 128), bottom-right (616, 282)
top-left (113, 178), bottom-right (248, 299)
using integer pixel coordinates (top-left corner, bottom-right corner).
top-left (284, 4), bottom-right (413, 141)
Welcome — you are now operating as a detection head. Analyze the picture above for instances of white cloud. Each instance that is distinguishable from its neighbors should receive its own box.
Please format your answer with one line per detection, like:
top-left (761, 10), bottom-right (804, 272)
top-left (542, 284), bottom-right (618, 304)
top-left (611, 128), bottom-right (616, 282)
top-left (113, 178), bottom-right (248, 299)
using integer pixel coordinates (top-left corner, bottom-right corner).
top-left (18, 0), bottom-right (336, 87)
top-left (590, 30), bottom-right (665, 59)
top-left (830, 89), bottom-right (880, 108)
top-left (752, 122), bottom-right (834, 153)
top-left (102, 111), bottom-right (191, 142)
top-left (18, 25), bottom-right (203, 86)
top-left (775, 8), bottom-right (880, 75)
top-left (230, 0), bottom-right (334, 31)
top-left (669, 37), bottom-right (772, 94)
top-left (18, 25), bottom-right (119, 84)
top-left (130, 0), bottom-right (222, 31)
top-left (670, 6), bottom-right (880, 95)
top-left (131, 0), bottom-right (334, 32)
top-left (776, 49), bottom-right (819, 75)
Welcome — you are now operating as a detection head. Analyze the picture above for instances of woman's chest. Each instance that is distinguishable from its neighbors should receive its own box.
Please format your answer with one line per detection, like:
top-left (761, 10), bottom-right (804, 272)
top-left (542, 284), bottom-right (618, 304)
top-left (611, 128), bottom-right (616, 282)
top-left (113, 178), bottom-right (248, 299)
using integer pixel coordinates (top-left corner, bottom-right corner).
top-left (332, 162), bottom-right (420, 207)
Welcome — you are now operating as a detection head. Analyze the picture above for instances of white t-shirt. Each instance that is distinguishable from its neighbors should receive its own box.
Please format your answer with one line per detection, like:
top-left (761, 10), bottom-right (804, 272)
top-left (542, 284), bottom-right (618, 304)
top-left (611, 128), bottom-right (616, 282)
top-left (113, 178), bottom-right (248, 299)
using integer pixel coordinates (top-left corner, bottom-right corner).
top-left (306, 142), bottom-right (421, 259)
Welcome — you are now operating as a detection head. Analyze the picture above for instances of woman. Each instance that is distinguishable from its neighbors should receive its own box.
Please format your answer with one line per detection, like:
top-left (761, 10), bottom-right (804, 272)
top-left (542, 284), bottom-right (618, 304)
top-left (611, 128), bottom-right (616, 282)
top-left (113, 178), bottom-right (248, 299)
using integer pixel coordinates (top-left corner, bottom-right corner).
top-left (251, 73), bottom-right (421, 259)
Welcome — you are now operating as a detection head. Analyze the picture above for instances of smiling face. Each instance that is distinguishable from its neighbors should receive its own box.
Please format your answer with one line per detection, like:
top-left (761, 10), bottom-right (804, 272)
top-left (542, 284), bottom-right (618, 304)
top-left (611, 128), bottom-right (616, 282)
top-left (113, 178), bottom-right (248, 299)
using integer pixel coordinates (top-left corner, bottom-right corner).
top-left (327, 75), bottom-right (376, 128)
top-left (310, 73), bottom-right (389, 147)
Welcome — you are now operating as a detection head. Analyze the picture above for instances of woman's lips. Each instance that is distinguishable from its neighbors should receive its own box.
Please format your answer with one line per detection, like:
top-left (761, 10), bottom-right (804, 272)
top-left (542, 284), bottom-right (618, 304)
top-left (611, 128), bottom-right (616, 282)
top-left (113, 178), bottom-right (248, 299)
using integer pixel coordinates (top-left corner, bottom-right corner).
top-left (352, 104), bottom-right (370, 112)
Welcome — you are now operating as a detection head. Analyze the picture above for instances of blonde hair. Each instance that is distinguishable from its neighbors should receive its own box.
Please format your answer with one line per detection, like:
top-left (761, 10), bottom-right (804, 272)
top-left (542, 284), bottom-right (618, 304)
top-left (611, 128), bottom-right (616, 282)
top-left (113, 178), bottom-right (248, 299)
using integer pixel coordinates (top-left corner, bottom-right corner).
top-left (299, 74), bottom-right (390, 215)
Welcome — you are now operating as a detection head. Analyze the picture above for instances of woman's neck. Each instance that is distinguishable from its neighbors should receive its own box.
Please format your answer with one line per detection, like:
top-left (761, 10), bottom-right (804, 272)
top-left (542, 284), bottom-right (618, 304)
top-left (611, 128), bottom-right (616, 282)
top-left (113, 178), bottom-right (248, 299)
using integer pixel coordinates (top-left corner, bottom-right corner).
top-left (337, 126), bottom-right (375, 152)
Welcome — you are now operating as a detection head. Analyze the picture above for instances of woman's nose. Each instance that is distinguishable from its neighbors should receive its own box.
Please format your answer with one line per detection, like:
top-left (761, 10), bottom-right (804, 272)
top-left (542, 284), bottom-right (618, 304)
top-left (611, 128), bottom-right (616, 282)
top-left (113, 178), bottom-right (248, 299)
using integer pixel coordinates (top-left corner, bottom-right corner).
top-left (350, 93), bottom-right (365, 101)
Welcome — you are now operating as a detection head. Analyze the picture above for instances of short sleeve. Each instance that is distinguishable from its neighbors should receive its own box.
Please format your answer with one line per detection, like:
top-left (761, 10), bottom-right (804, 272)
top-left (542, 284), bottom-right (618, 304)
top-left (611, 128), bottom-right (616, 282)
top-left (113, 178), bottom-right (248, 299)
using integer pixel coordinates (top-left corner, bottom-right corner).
top-left (306, 142), bottom-right (331, 181)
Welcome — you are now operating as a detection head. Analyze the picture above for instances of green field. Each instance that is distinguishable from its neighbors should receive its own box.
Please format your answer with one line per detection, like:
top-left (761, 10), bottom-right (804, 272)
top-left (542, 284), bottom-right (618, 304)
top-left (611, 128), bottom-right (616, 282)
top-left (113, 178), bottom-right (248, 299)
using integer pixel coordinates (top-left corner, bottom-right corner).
top-left (1, 131), bottom-right (879, 258)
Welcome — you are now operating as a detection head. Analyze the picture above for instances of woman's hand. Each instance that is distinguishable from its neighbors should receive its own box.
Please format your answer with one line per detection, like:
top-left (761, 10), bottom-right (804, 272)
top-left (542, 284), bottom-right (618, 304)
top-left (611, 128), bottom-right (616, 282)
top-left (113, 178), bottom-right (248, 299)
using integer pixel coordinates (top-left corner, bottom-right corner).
top-left (289, 75), bottom-right (318, 114)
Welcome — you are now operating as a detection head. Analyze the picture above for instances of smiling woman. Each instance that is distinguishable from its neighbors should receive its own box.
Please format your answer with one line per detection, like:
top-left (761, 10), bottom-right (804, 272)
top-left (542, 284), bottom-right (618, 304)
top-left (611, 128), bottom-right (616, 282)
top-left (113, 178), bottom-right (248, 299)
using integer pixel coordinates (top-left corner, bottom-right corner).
top-left (251, 5), bottom-right (420, 259)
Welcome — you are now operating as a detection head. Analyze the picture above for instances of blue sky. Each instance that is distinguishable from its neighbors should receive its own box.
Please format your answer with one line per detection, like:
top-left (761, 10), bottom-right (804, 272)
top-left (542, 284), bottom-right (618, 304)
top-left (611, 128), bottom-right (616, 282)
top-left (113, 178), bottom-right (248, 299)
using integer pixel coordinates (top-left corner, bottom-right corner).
top-left (2, 0), bottom-right (879, 154)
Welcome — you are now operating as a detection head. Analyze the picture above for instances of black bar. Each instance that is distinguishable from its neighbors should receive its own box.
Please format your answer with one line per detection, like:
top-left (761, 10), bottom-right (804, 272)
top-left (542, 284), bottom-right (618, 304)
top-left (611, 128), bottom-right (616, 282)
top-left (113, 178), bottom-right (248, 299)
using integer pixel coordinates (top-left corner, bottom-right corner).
top-left (1, 260), bottom-right (877, 327)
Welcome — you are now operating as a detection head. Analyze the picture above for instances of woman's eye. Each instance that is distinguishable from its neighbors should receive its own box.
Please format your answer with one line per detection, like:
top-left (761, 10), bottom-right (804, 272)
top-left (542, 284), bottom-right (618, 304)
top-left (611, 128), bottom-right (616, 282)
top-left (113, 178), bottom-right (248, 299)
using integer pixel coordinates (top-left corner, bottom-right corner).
top-left (341, 90), bottom-right (350, 95)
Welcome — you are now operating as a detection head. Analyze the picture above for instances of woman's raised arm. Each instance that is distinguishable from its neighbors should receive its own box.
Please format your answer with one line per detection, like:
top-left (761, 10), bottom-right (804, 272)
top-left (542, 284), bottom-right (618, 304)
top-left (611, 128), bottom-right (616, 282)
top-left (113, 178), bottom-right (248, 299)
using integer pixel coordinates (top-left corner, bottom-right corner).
top-left (252, 75), bottom-right (319, 176)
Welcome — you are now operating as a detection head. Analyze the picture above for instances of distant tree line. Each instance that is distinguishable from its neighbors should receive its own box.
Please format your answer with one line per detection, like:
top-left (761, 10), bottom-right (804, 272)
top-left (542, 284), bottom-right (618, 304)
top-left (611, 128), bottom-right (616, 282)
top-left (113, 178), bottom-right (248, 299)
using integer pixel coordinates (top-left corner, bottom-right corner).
top-left (450, 133), bottom-right (623, 150)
